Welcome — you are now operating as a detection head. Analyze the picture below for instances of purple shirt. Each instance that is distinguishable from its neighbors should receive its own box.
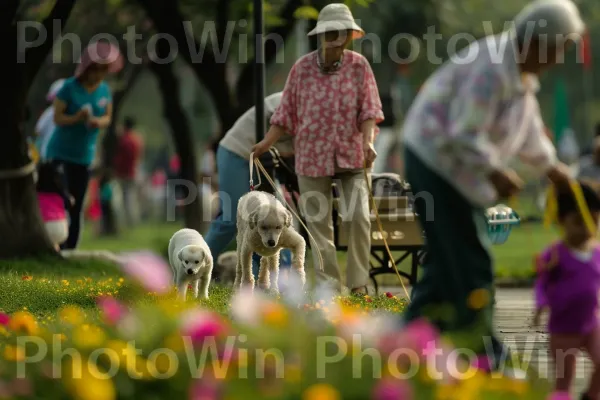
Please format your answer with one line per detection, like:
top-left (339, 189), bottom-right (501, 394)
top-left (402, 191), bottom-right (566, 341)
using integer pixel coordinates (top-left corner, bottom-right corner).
top-left (535, 241), bottom-right (600, 335)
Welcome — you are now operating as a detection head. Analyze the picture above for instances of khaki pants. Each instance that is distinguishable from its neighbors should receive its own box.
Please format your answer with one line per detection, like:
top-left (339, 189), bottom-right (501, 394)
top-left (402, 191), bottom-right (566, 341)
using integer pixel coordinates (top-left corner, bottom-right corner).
top-left (297, 169), bottom-right (371, 290)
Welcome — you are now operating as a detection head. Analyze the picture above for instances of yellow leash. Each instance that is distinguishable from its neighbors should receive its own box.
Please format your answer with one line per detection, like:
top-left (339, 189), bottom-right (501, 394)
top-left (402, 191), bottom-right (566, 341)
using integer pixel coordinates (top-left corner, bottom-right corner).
top-left (543, 181), bottom-right (597, 236)
top-left (363, 164), bottom-right (411, 301)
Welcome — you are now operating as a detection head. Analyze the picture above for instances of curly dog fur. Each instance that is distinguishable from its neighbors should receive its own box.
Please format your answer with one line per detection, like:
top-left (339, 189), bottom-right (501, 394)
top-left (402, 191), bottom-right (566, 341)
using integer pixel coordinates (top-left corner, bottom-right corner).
top-left (235, 191), bottom-right (306, 293)
top-left (168, 228), bottom-right (213, 300)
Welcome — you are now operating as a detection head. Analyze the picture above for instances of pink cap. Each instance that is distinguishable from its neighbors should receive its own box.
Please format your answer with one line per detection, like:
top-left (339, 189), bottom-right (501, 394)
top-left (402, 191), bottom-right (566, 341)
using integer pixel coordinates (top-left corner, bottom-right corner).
top-left (75, 41), bottom-right (124, 78)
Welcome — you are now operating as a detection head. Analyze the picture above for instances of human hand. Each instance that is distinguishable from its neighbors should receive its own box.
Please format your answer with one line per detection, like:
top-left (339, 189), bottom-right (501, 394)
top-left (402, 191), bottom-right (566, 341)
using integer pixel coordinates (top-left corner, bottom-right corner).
top-left (88, 118), bottom-right (101, 129)
top-left (251, 139), bottom-right (271, 158)
top-left (488, 169), bottom-right (524, 199)
top-left (364, 142), bottom-right (377, 168)
top-left (76, 108), bottom-right (90, 122)
top-left (547, 162), bottom-right (572, 192)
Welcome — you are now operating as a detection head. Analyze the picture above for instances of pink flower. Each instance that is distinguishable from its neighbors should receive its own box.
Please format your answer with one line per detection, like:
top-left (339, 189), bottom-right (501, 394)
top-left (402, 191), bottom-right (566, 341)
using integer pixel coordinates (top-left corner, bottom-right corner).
top-left (0, 313), bottom-right (10, 326)
top-left (181, 310), bottom-right (225, 344)
top-left (119, 251), bottom-right (172, 294)
top-left (372, 378), bottom-right (412, 400)
top-left (404, 319), bottom-right (439, 354)
top-left (189, 380), bottom-right (219, 400)
top-left (97, 296), bottom-right (126, 325)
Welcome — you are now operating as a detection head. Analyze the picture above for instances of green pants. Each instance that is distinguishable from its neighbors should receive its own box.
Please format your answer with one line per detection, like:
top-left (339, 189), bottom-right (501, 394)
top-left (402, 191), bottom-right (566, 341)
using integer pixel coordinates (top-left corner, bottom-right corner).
top-left (404, 148), bottom-right (500, 357)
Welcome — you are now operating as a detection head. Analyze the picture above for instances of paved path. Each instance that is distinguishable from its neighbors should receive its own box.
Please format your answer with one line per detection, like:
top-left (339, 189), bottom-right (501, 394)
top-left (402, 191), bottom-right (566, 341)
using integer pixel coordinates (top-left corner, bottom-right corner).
top-left (382, 287), bottom-right (593, 395)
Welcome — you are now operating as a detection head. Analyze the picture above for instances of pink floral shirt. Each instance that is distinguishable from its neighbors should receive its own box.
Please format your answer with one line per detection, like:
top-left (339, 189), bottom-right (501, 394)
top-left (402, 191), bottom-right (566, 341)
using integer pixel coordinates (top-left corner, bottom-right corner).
top-left (271, 50), bottom-right (384, 177)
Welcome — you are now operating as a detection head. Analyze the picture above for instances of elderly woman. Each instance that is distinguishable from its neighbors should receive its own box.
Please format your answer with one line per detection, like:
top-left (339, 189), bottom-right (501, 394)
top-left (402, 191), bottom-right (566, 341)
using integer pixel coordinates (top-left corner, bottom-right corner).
top-left (401, 0), bottom-right (581, 373)
top-left (46, 41), bottom-right (123, 249)
top-left (253, 3), bottom-right (383, 294)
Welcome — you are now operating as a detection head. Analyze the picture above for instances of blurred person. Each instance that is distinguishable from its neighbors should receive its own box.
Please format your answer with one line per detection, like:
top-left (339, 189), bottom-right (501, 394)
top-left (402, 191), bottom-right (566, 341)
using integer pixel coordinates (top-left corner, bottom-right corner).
top-left (99, 169), bottom-right (117, 235)
top-left (34, 79), bottom-right (65, 161)
top-left (150, 168), bottom-right (167, 220)
top-left (578, 137), bottom-right (600, 183)
top-left (253, 4), bottom-right (383, 294)
top-left (533, 181), bottom-right (600, 400)
top-left (400, 0), bottom-right (580, 372)
top-left (45, 41), bottom-right (123, 249)
top-left (204, 92), bottom-right (295, 281)
top-left (113, 116), bottom-right (144, 227)
top-left (36, 162), bottom-right (74, 250)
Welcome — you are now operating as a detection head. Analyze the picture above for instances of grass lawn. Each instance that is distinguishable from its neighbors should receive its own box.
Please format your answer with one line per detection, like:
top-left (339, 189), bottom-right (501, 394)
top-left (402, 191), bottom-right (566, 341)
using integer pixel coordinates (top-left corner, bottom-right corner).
top-left (0, 220), bottom-right (555, 318)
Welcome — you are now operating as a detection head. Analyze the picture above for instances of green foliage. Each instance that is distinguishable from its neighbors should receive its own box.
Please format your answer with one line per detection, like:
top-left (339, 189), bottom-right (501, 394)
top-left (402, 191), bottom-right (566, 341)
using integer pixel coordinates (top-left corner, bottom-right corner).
top-left (293, 5), bottom-right (320, 20)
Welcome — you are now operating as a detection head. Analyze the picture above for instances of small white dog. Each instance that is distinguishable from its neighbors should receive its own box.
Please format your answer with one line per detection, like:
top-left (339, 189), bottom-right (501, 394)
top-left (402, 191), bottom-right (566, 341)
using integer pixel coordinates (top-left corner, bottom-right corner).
top-left (235, 191), bottom-right (306, 293)
top-left (168, 228), bottom-right (213, 300)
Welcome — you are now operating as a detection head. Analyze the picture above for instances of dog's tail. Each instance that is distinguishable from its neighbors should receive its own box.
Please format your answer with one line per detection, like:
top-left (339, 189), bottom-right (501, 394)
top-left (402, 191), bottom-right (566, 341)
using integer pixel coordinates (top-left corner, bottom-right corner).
top-left (60, 249), bottom-right (123, 264)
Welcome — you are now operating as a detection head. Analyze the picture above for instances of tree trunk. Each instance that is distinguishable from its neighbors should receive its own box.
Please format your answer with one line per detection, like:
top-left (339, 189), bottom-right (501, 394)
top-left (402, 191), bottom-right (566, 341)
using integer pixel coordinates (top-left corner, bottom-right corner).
top-left (0, 1), bottom-right (75, 258)
top-left (0, 84), bottom-right (56, 257)
top-left (149, 43), bottom-right (205, 232)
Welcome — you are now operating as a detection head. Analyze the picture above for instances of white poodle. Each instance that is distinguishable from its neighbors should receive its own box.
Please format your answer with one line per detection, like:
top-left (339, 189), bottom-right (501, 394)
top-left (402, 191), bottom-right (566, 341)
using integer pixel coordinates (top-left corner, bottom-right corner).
top-left (235, 191), bottom-right (306, 293)
top-left (168, 228), bottom-right (213, 300)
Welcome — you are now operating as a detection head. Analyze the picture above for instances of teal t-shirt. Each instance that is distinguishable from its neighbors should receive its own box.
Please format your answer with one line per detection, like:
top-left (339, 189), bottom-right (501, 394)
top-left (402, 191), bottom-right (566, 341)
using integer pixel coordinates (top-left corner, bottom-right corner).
top-left (46, 77), bottom-right (112, 166)
top-left (100, 182), bottom-right (113, 203)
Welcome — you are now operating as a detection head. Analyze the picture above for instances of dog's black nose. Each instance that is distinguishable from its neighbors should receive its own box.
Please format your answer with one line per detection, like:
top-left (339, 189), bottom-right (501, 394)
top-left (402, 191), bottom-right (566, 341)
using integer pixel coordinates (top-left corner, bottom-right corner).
top-left (187, 269), bottom-right (194, 275)
top-left (267, 239), bottom-right (276, 247)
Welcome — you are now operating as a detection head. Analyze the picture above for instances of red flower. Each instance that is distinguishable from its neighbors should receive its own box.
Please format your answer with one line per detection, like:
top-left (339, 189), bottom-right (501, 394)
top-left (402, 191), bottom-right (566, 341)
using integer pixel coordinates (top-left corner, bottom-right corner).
top-left (385, 292), bottom-right (393, 298)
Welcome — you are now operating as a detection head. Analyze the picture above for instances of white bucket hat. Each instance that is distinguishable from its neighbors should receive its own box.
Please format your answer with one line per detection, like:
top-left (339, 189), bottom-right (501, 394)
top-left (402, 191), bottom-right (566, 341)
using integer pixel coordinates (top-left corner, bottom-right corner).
top-left (307, 3), bottom-right (364, 39)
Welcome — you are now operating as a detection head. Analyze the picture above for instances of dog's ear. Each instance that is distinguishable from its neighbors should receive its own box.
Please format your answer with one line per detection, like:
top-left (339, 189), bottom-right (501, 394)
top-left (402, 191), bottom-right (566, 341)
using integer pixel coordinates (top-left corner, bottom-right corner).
top-left (177, 250), bottom-right (184, 262)
top-left (284, 209), bottom-right (293, 228)
top-left (249, 211), bottom-right (259, 230)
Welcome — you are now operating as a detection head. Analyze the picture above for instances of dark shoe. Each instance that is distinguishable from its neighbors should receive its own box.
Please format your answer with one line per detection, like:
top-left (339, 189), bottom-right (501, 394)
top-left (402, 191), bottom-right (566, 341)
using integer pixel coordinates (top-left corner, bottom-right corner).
top-left (350, 286), bottom-right (368, 296)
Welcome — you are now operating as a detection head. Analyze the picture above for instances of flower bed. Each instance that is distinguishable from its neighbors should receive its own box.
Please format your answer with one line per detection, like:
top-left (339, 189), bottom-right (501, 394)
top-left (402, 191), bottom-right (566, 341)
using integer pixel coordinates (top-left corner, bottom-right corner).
top-left (0, 252), bottom-right (550, 399)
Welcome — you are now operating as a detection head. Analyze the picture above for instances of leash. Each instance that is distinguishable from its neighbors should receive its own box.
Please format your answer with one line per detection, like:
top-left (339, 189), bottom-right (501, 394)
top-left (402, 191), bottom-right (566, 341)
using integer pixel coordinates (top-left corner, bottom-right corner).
top-left (249, 152), bottom-right (324, 271)
top-left (543, 181), bottom-right (597, 237)
top-left (363, 162), bottom-right (411, 301)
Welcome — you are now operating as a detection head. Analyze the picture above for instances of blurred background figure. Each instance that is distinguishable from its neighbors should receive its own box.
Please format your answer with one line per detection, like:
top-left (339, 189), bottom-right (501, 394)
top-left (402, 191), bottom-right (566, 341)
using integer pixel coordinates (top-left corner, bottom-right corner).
top-left (578, 133), bottom-right (600, 184)
top-left (46, 41), bottom-right (123, 249)
top-left (34, 79), bottom-right (65, 162)
top-left (99, 169), bottom-right (118, 235)
top-left (113, 116), bottom-right (144, 227)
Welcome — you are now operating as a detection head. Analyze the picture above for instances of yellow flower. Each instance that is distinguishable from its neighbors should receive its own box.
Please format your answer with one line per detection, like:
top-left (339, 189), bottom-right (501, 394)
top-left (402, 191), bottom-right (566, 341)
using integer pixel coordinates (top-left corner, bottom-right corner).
top-left (435, 383), bottom-right (458, 400)
top-left (72, 325), bottom-right (106, 349)
top-left (284, 363), bottom-right (302, 383)
top-left (261, 303), bottom-right (288, 327)
top-left (467, 289), bottom-right (490, 310)
top-left (302, 384), bottom-right (340, 400)
top-left (59, 306), bottom-right (85, 325)
top-left (105, 340), bottom-right (143, 379)
top-left (64, 360), bottom-right (115, 400)
top-left (8, 311), bottom-right (39, 335)
top-left (452, 370), bottom-right (486, 400)
top-left (62, 280), bottom-right (70, 286)
top-left (163, 333), bottom-right (186, 353)
top-left (4, 345), bottom-right (25, 361)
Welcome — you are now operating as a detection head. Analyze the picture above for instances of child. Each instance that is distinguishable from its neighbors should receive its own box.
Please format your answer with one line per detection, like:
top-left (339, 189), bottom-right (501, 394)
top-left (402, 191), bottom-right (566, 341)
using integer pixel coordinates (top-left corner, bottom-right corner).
top-left (534, 181), bottom-right (600, 400)
top-left (99, 170), bottom-right (117, 235)
top-left (36, 163), bottom-right (74, 250)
